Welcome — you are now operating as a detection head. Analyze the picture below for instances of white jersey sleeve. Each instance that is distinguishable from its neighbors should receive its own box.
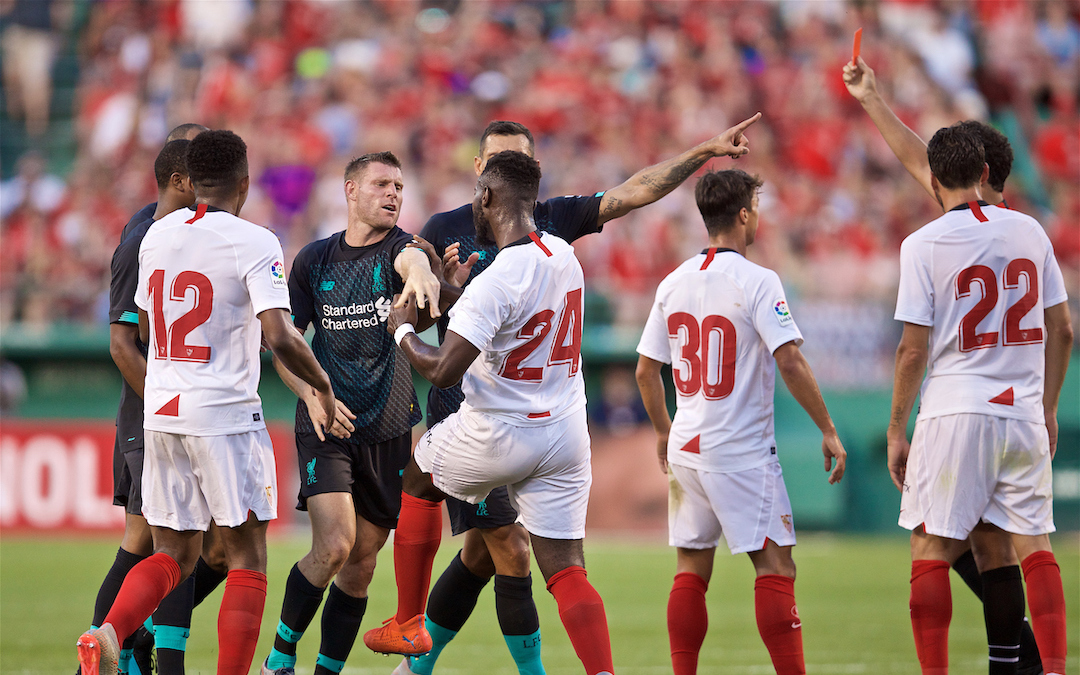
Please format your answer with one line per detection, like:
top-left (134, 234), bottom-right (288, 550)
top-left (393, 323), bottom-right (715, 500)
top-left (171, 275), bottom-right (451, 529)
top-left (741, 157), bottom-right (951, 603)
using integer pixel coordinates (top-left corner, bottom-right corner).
top-left (1043, 241), bottom-right (1068, 309)
top-left (446, 271), bottom-right (513, 352)
top-left (636, 279), bottom-right (674, 364)
top-left (241, 230), bottom-right (291, 316)
top-left (895, 235), bottom-right (935, 326)
top-left (750, 270), bottom-right (804, 352)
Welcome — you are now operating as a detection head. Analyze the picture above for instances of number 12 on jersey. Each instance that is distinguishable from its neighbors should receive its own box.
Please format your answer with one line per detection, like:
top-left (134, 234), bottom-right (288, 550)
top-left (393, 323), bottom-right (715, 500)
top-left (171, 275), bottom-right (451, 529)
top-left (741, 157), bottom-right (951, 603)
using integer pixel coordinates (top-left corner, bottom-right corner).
top-left (148, 269), bottom-right (215, 363)
top-left (500, 288), bottom-right (583, 381)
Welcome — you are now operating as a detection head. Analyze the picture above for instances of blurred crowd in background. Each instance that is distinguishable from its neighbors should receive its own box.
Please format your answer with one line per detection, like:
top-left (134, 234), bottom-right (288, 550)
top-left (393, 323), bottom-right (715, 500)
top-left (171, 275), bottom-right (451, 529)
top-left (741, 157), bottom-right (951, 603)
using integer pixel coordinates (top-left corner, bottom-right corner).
top-left (1, 0), bottom-right (1077, 392)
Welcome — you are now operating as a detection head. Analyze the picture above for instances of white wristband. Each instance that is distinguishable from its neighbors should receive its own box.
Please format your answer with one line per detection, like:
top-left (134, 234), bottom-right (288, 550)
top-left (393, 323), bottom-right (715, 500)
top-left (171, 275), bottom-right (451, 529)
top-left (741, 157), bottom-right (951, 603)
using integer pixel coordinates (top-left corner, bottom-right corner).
top-left (394, 323), bottom-right (416, 346)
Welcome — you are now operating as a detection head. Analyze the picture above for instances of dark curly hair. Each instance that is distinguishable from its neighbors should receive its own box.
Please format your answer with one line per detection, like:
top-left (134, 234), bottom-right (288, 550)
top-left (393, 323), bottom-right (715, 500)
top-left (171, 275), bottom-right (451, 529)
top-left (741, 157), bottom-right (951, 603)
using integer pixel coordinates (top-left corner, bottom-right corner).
top-left (480, 150), bottom-right (542, 204)
top-left (695, 169), bottom-right (763, 235)
top-left (154, 139), bottom-right (190, 189)
top-left (185, 129), bottom-right (248, 190)
top-left (957, 120), bottom-right (1012, 193)
top-left (928, 123), bottom-right (985, 190)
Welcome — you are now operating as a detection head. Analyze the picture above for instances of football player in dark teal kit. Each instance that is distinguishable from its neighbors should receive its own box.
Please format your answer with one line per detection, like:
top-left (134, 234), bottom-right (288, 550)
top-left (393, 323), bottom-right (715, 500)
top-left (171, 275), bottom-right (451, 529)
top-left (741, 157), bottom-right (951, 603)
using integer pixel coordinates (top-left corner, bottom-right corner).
top-left (262, 151), bottom-right (442, 675)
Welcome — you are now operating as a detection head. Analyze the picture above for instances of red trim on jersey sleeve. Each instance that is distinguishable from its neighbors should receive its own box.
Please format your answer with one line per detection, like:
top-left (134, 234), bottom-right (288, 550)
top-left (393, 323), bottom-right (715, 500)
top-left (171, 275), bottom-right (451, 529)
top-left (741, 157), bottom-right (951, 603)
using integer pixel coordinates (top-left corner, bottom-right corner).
top-left (529, 231), bottom-right (552, 257)
top-left (185, 204), bottom-right (209, 224)
top-left (969, 201), bottom-right (988, 222)
top-left (155, 394), bottom-right (180, 416)
top-left (700, 248), bottom-right (716, 270)
top-left (988, 387), bottom-right (1014, 406)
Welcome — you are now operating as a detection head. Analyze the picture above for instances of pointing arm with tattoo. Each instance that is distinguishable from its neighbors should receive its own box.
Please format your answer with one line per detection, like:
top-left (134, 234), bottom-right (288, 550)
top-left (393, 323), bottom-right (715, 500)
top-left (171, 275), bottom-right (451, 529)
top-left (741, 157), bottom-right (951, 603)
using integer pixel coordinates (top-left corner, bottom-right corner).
top-left (597, 112), bottom-right (762, 225)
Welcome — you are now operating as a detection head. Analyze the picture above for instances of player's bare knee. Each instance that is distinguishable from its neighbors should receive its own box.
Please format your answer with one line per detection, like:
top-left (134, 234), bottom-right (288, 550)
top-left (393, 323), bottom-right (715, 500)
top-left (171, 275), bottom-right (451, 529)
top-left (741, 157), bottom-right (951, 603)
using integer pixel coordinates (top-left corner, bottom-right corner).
top-left (310, 533), bottom-right (354, 575)
top-left (462, 535), bottom-right (497, 579)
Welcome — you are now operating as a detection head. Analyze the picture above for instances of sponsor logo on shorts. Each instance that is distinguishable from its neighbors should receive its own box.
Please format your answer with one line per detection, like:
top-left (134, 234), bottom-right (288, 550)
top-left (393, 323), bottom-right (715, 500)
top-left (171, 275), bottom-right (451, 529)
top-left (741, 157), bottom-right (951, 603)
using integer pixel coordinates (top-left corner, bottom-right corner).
top-left (774, 299), bottom-right (793, 327)
top-left (306, 458), bottom-right (318, 486)
top-left (780, 514), bottom-right (793, 533)
top-left (271, 260), bottom-right (287, 289)
top-left (253, 412), bottom-right (261, 422)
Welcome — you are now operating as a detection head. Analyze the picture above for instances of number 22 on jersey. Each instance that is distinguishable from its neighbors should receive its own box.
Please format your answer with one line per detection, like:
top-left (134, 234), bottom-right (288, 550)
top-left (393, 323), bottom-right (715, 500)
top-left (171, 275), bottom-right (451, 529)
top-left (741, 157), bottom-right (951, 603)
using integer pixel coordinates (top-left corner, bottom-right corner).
top-left (956, 258), bottom-right (1042, 352)
top-left (148, 269), bottom-right (215, 363)
top-left (500, 288), bottom-right (582, 381)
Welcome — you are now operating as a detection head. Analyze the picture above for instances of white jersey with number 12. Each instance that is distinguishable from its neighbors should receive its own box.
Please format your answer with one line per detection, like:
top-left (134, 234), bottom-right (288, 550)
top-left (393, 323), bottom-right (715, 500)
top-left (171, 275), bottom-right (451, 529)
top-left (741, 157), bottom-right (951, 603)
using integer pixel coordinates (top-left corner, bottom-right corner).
top-left (135, 204), bottom-right (291, 436)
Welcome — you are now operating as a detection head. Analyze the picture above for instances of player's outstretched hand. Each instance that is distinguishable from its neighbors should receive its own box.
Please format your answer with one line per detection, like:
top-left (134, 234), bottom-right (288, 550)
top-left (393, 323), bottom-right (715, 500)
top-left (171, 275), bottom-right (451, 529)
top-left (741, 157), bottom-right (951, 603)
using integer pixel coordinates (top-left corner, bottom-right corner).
top-left (842, 56), bottom-right (878, 103)
top-left (406, 235), bottom-right (444, 283)
top-left (397, 249), bottom-right (442, 319)
top-left (822, 431), bottom-right (846, 484)
top-left (387, 293), bottom-right (419, 336)
top-left (711, 112), bottom-right (762, 158)
top-left (443, 241), bottom-right (479, 288)
top-left (886, 431), bottom-right (910, 492)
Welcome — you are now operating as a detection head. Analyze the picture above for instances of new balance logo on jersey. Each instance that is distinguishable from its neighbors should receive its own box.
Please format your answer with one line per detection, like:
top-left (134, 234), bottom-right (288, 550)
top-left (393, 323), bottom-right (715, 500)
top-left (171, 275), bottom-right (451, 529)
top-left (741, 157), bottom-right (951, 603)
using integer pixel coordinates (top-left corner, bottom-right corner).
top-left (306, 458), bottom-right (318, 485)
top-left (318, 280), bottom-right (336, 291)
top-left (320, 297), bottom-right (392, 330)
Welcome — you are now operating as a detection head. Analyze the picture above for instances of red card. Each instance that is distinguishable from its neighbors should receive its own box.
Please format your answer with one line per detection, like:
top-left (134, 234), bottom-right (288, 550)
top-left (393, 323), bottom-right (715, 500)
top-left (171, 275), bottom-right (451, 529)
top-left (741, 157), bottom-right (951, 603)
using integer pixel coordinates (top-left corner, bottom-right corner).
top-left (853, 27), bottom-right (863, 63)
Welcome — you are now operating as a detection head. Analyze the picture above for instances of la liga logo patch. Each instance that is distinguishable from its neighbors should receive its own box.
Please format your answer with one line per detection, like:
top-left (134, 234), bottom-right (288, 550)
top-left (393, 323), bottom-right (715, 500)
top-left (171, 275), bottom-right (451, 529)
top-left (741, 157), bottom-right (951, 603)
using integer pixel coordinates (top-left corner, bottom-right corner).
top-left (270, 260), bottom-right (286, 288)
top-left (774, 299), bottom-right (793, 326)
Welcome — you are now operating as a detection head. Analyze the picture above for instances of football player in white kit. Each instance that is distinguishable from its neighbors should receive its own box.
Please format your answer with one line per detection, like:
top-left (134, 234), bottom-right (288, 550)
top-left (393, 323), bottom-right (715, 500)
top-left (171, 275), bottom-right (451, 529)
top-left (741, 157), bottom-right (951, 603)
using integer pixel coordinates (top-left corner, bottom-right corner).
top-left (387, 150), bottom-right (615, 675)
top-left (77, 130), bottom-right (337, 675)
top-left (888, 124), bottom-right (1072, 674)
top-left (635, 169), bottom-right (846, 675)
top-left (842, 55), bottom-right (1048, 675)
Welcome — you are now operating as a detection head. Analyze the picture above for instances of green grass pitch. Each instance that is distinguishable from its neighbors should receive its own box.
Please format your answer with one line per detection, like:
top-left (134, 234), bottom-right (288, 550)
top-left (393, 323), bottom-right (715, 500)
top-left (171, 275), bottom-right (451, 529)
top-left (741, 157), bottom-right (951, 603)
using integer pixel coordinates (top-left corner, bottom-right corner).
top-left (2, 533), bottom-right (1077, 674)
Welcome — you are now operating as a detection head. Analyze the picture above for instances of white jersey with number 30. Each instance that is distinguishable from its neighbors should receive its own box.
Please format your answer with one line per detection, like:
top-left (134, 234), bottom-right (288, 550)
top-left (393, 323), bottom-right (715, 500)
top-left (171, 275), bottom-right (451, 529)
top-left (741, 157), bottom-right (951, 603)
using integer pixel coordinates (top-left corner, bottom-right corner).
top-left (135, 204), bottom-right (291, 436)
top-left (637, 249), bottom-right (804, 473)
top-left (447, 231), bottom-right (586, 426)
top-left (896, 202), bottom-right (1068, 423)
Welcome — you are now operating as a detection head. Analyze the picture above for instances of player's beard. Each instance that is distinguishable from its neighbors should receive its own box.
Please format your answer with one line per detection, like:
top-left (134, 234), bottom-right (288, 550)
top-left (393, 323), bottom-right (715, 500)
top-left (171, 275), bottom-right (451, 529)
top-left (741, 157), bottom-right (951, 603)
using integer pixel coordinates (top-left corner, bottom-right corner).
top-left (474, 209), bottom-right (496, 247)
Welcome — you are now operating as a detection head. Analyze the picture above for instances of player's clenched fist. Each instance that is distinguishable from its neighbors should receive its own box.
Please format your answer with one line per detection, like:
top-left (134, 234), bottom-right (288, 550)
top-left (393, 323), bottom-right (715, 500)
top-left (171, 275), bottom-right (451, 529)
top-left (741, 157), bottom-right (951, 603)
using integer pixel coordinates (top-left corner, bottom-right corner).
top-left (842, 56), bottom-right (878, 103)
top-left (387, 293), bottom-right (419, 337)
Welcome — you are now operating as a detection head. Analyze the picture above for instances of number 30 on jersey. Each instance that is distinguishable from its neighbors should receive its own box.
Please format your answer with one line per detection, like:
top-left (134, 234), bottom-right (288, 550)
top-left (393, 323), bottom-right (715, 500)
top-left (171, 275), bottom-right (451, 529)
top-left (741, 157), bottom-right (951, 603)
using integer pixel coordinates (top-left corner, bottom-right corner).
top-left (148, 269), bottom-right (215, 363)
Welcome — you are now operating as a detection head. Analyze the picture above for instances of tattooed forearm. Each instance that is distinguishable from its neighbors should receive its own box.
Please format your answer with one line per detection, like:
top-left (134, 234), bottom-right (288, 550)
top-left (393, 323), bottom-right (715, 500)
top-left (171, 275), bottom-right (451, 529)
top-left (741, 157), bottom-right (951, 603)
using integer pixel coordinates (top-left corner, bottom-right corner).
top-left (600, 197), bottom-right (623, 217)
top-left (637, 155), bottom-right (711, 193)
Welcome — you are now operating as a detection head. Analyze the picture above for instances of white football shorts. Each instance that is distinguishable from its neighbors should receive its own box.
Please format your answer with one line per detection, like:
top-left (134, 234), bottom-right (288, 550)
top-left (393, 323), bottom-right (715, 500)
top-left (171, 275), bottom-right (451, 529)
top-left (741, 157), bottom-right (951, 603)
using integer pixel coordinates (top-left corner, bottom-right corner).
top-left (899, 413), bottom-right (1054, 539)
top-left (414, 404), bottom-right (592, 540)
top-left (668, 460), bottom-right (796, 554)
top-left (142, 428), bottom-right (278, 530)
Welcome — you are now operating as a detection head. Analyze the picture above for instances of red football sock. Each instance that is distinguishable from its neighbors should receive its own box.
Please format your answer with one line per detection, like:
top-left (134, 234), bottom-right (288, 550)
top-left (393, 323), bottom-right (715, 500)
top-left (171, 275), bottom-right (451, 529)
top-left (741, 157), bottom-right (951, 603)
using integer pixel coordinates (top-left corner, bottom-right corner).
top-left (394, 493), bottom-right (443, 623)
top-left (668, 572), bottom-right (709, 675)
top-left (547, 566), bottom-right (614, 675)
top-left (102, 552), bottom-right (181, 642)
top-left (910, 560), bottom-right (951, 675)
top-left (754, 574), bottom-right (805, 675)
top-left (217, 569), bottom-right (267, 675)
top-left (1021, 551), bottom-right (1067, 673)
